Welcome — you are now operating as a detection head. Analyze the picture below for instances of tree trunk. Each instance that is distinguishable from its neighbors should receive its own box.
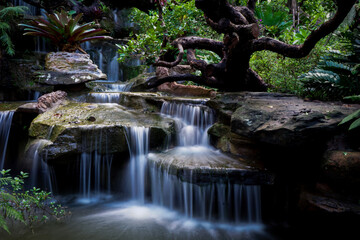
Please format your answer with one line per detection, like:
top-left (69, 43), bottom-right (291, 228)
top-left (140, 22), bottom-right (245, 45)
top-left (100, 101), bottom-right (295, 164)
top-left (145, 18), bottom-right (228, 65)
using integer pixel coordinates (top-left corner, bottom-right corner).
top-left (146, 0), bottom-right (358, 92)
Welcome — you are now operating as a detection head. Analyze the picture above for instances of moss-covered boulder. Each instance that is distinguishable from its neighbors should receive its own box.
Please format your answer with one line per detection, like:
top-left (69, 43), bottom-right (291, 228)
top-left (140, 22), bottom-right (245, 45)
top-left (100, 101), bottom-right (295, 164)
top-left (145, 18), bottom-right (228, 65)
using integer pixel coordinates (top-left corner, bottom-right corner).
top-left (29, 101), bottom-right (175, 163)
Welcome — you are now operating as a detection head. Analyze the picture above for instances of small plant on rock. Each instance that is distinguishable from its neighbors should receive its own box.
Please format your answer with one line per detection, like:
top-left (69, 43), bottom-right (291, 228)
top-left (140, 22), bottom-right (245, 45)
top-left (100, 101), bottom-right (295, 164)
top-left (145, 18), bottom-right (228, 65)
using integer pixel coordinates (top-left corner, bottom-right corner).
top-left (19, 9), bottom-right (111, 53)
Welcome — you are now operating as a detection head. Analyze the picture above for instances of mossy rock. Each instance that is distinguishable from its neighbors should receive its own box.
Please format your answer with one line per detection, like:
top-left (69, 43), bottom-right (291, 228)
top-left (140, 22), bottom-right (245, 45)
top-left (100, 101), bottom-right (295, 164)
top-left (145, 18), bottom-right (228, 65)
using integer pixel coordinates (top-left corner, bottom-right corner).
top-left (29, 101), bottom-right (175, 163)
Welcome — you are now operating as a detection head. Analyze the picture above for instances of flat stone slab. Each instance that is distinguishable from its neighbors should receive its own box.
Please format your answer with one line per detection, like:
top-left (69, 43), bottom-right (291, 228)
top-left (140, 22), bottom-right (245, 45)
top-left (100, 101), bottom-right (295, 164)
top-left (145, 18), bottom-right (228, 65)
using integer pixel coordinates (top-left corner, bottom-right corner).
top-left (148, 146), bottom-right (274, 185)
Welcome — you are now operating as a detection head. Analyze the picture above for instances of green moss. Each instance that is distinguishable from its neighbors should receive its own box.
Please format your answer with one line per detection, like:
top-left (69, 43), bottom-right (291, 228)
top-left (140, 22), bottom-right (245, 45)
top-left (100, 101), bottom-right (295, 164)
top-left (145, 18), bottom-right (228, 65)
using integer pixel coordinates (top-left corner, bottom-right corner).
top-left (0, 102), bottom-right (25, 111)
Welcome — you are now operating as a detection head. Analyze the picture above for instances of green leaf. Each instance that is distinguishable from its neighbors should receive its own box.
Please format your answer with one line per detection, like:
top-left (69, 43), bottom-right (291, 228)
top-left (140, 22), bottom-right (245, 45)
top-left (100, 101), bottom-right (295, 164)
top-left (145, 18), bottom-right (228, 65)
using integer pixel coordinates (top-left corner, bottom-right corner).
top-left (339, 109), bottom-right (360, 125)
top-left (349, 118), bottom-right (360, 130)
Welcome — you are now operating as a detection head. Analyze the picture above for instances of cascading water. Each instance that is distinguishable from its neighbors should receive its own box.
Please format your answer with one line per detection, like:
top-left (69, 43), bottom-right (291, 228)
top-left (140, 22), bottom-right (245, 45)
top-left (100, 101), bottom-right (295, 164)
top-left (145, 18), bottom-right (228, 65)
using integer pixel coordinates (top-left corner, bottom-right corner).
top-left (12, 0), bottom-right (38, 16)
top-left (121, 101), bottom-right (262, 224)
top-left (124, 126), bottom-right (149, 203)
top-left (160, 102), bottom-right (215, 146)
top-left (27, 139), bottom-right (54, 192)
top-left (150, 170), bottom-right (262, 223)
top-left (0, 111), bottom-right (14, 170)
top-left (107, 53), bottom-right (121, 82)
top-left (87, 92), bottom-right (121, 103)
top-left (78, 128), bottom-right (113, 202)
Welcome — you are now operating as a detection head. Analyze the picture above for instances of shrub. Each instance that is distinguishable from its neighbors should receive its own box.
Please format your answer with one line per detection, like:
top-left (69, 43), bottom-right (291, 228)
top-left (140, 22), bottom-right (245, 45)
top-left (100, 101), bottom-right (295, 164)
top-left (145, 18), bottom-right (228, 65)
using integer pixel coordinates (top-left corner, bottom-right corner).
top-left (0, 169), bottom-right (68, 234)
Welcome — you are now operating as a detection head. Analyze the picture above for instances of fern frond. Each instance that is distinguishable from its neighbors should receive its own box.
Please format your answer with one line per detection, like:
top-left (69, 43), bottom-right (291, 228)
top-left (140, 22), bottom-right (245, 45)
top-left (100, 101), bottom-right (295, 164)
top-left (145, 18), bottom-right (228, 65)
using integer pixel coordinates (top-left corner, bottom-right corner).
top-left (318, 61), bottom-right (353, 76)
top-left (0, 191), bottom-right (19, 202)
top-left (0, 203), bottom-right (24, 223)
top-left (299, 69), bottom-right (340, 83)
top-left (0, 22), bottom-right (10, 31)
top-left (0, 214), bottom-right (10, 234)
top-left (0, 6), bottom-right (27, 20)
top-left (0, 32), bottom-right (15, 56)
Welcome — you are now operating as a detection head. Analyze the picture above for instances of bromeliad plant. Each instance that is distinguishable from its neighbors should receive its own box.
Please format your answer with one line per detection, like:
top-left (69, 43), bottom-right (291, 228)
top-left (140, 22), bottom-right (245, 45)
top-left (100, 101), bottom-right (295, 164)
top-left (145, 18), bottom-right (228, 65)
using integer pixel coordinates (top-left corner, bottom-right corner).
top-left (19, 9), bottom-right (111, 53)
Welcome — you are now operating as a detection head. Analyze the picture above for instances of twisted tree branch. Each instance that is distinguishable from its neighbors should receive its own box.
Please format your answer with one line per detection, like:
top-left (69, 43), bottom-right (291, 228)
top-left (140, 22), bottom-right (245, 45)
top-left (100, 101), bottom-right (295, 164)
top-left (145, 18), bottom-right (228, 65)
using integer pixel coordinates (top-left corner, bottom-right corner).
top-left (252, 0), bottom-right (357, 58)
top-left (154, 43), bottom-right (184, 67)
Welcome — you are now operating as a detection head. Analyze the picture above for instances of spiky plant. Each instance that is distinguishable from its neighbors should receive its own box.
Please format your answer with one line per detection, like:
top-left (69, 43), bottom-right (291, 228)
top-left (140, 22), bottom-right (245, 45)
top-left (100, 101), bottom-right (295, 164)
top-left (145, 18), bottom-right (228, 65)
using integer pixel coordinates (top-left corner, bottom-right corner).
top-left (0, 6), bottom-right (27, 56)
top-left (19, 9), bottom-right (111, 53)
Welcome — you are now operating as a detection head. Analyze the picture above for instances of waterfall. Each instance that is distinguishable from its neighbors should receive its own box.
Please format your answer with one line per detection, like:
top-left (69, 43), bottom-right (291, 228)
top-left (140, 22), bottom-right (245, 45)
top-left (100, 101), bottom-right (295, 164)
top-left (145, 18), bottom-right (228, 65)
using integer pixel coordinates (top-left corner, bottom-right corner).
top-left (88, 92), bottom-right (121, 103)
top-left (0, 111), bottom-right (14, 170)
top-left (150, 166), bottom-right (262, 223)
top-left (12, 0), bottom-right (39, 16)
top-left (82, 44), bottom-right (122, 82)
top-left (104, 83), bottom-right (129, 92)
top-left (124, 126), bottom-right (149, 203)
top-left (28, 139), bottom-right (54, 192)
top-left (160, 102), bottom-right (215, 146)
top-left (78, 128), bottom-right (113, 202)
top-left (107, 53), bottom-right (121, 82)
top-left (120, 102), bottom-right (262, 223)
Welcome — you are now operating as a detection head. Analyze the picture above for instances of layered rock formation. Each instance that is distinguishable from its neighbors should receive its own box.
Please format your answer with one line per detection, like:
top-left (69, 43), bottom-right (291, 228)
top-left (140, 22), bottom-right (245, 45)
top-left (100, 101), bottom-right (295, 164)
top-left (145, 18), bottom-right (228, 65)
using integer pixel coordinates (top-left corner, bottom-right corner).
top-left (35, 52), bottom-right (107, 86)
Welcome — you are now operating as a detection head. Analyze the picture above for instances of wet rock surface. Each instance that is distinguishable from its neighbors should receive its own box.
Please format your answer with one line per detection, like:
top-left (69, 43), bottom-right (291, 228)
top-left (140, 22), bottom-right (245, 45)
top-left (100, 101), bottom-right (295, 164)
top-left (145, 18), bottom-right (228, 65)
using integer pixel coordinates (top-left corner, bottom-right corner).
top-left (207, 92), bottom-right (360, 220)
top-left (208, 92), bottom-right (359, 147)
top-left (28, 101), bottom-right (175, 163)
top-left (148, 146), bottom-right (274, 185)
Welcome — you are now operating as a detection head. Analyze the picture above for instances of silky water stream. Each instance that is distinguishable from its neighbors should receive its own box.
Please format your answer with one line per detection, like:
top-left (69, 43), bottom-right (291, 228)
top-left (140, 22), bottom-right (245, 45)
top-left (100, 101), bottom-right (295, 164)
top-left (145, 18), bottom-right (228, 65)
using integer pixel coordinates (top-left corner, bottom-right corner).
top-left (0, 111), bottom-right (14, 170)
top-left (0, 98), bottom-right (274, 239)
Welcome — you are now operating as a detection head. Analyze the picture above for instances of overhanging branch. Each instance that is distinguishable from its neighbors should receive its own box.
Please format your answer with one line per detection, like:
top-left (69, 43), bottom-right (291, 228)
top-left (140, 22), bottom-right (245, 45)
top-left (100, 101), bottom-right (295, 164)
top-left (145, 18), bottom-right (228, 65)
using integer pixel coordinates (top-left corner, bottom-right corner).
top-left (145, 74), bottom-right (221, 89)
top-left (252, 0), bottom-right (357, 58)
top-left (154, 43), bottom-right (184, 67)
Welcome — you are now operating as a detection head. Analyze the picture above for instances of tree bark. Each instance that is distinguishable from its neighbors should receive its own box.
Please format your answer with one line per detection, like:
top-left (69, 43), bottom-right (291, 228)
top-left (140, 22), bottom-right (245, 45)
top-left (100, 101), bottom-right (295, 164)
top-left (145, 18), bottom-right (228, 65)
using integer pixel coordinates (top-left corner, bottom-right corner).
top-left (140, 0), bottom-right (358, 92)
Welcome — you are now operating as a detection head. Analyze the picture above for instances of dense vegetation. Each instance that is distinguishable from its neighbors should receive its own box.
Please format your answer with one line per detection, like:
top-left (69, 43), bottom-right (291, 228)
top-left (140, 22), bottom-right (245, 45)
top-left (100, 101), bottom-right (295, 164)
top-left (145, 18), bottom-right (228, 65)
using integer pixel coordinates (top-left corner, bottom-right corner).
top-left (119, 0), bottom-right (359, 100)
top-left (1, 0), bottom-right (359, 100)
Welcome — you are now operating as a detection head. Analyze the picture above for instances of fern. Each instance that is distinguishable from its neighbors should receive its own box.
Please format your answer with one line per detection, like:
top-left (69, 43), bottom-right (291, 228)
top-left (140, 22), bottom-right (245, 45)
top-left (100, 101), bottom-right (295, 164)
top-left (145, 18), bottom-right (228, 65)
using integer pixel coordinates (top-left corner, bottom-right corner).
top-left (0, 32), bottom-right (15, 56)
top-left (0, 6), bottom-right (27, 56)
top-left (0, 6), bottom-right (28, 19)
top-left (0, 214), bottom-right (9, 233)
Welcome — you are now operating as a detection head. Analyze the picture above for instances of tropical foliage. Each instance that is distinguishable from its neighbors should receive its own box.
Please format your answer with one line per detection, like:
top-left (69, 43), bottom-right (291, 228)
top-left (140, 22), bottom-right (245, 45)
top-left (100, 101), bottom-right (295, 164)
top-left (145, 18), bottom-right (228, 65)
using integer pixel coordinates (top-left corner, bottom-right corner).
top-left (19, 9), bottom-right (111, 53)
top-left (255, 4), bottom-right (291, 38)
top-left (0, 5), bottom-right (27, 56)
top-left (299, 22), bottom-right (360, 100)
top-left (0, 169), bottom-right (68, 234)
top-left (339, 109), bottom-right (360, 131)
top-left (118, 0), bottom-right (221, 64)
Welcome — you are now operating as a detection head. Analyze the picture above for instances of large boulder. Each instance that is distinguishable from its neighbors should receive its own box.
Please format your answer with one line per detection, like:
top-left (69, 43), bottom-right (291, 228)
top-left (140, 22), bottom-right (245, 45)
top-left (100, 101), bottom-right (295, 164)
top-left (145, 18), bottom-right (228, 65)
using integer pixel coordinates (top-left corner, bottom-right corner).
top-left (207, 92), bottom-right (360, 223)
top-left (28, 101), bottom-right (175, 163)
top-left (34, 52), bottom-right (107, 85)
top-left (208, 92), bottom-right (359, 147)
